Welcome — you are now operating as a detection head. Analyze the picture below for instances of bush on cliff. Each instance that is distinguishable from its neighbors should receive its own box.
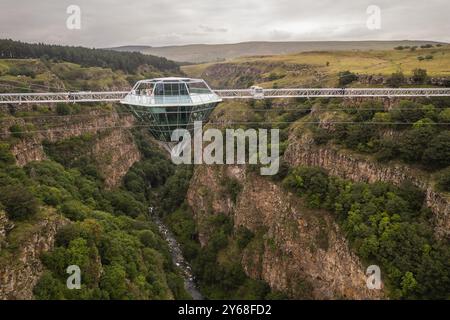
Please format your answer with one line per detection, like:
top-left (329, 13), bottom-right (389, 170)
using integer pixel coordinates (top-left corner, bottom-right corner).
top-left (282, 166), bottom-right (450, 299)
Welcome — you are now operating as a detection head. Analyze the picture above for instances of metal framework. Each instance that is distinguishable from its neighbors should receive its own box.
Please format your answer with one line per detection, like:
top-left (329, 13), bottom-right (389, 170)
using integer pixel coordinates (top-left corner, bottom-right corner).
top-left (0, 91), bottom-right (128, 104)
top-left (215, 88), bottom-right (450, 99)
top-left (120, 77), bottom-right (222, 142)
top-left (1, 88), bottom-right (450, 105)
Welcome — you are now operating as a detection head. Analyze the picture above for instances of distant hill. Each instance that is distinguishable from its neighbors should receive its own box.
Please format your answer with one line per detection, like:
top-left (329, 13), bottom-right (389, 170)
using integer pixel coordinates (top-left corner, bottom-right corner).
top-left (111, 45), bottom-right (154, 53)
top-left (182, 45), bottom-right (450, 89)
top-left (110, 41), bottom-right (446, 63)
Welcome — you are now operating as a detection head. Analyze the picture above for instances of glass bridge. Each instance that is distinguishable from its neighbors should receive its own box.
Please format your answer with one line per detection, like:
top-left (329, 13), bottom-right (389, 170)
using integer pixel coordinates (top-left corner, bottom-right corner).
top-left (120, 77), bottom-right (222, 141)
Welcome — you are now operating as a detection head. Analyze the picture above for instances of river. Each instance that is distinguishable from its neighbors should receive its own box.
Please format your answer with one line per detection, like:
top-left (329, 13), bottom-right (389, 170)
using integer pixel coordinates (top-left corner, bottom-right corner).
top-left (150, 208), bottom-right (203, 300)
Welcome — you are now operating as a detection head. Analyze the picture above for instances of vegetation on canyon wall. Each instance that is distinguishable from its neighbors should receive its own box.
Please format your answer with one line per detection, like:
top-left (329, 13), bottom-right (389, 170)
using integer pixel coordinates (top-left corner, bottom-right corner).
top-left (163, 205), bottom-right (288, 300)
top-left (0, 131), bottom-right (190, 299)
top-left (311, 99), bottom-right (450, 167)
top-left (282, 166), bottom-right (450, 299)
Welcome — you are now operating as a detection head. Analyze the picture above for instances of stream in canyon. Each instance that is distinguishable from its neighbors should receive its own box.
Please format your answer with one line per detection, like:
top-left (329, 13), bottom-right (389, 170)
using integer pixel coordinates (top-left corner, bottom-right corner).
top-left (149, 208), bottom-right (203, 300)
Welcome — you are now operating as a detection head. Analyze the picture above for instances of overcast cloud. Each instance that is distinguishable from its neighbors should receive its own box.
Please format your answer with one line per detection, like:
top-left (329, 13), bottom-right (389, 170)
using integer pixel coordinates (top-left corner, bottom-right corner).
top-left (0, 0), bottom-right (448, 47)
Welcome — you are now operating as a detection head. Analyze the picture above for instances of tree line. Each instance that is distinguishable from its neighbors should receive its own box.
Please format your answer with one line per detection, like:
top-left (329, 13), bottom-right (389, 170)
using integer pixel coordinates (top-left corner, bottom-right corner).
top-left (0, 39), bottom-right (180, 74)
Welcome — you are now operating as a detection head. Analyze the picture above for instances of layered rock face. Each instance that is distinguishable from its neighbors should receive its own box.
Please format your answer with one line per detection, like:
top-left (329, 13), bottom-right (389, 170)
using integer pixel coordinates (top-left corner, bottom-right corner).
top-left (199, 61), bottom-right (321, 88)
top-left (187, 165), bottom-right (384, 299)
top-left (284, 134), bottom-right (450, 239)
top-left (0, 210), bottom-right (68, 300)
top-left (7, 110), bottom-right (140, 188)
top-left (0, 108), bottom-right (141, 300)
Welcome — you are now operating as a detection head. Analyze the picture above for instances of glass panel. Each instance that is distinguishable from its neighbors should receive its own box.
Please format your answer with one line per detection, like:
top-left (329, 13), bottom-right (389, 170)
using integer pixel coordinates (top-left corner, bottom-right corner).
top-left (188, 81), bottom-right (211, 94)
top-left (154, 83), bottom-right (164, 96)
top-left (180, 83), bottom-right (189, 95)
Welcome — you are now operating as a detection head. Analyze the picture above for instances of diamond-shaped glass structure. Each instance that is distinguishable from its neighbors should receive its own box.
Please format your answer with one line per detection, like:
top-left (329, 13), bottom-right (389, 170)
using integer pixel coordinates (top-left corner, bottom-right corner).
top-left (121, 77), bottom-right (222, 141)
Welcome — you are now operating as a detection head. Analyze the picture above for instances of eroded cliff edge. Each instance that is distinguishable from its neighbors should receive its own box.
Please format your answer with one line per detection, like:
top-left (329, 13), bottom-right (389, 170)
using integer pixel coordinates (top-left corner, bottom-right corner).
top-left (0, 210), bottom-right (68, 299)
top-left (187, 165), bottom-right (384, 299)
top-left (5, 110), bottom-right (140, 188)
top-left (284, 133), bottom-right (449, 240)
top-left (0, 108), bottom-right (141, 299)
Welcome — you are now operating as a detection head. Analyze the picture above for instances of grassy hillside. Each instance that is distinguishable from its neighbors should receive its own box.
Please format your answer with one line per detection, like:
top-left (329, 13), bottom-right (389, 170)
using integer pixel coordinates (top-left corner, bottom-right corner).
top-left (0, 39), bottom-right (180, 74)
top-left (112, 41), bottom-right (446, 63)
top-left (0, 58), bottom-right (174, 93)
top-left (183, 45), bottom-right (450, 88)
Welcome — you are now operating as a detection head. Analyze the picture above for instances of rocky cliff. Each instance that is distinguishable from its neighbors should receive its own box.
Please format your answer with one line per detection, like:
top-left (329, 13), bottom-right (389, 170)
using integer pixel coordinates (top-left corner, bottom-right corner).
top-left (0, 209), bottom-right (68, 299)
top-left (6, 109), bottom-right (140, 188)
top-left (0, 107), bottom-right (141, 299)
top-left (284, 133), bottom-right (450, 239)
top-left (187, 165), bottom-right (384, 299)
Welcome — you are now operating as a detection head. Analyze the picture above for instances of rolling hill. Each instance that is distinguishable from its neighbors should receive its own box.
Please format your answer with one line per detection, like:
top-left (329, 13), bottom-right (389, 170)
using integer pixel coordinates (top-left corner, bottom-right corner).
top-left (110, 40), bottom-right (446, 63)
top-left (182, 44), bottom-right (450, 88)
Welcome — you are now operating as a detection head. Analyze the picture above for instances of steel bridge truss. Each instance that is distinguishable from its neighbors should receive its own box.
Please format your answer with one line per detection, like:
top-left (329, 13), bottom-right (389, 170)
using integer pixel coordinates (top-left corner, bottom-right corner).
top-left (214, 88), bottom-right (450, 99)
top-left (0, 91), bottom-right (129, 104)
top-left (1, 88), bottom-right (450, 105)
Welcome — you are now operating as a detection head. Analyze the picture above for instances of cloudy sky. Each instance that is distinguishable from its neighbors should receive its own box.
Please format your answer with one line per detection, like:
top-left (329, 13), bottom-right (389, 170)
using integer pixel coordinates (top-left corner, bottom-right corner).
top-left (0, 0), bottom-right (448, 47)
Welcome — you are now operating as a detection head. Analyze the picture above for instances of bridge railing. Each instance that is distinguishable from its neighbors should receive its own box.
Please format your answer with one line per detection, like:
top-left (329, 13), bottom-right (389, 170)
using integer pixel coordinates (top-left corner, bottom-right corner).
top-left (1, 88), bottom-right (450, 104)
top-left (0, 91), bottom-right (128, 104)
top-left (214, 88), bottom-right (450, 98)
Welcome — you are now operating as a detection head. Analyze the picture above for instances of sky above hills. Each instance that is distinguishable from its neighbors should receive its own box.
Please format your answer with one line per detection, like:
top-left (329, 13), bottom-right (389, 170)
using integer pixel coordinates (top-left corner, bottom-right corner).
top-left (0, 0), bottom-right (449, 47)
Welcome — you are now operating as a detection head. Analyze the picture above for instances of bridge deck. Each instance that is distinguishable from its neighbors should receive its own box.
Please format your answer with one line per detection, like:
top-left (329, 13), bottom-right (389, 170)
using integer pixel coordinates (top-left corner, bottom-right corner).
top-left (1, 88), bottom-right (450, 104)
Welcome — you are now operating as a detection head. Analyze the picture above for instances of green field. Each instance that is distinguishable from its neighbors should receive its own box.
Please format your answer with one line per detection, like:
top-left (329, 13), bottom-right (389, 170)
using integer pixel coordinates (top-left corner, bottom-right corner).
top-left (183, 45), bottom-right (450, 88)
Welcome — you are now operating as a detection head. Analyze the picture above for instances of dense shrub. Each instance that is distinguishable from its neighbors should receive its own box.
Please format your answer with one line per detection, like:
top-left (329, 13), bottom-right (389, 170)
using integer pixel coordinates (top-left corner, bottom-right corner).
top-left (436, 167), bottom-right (450, 192)
top-left (0, 143), bottom-right (15, 165)
top-left (389, 100), bottom-right (427, 123)
top-left (387, 72), bottom-right (405, 88)
top-left (422, 131), bottom-right (450, 169)
top-left (56, 103), bottom-right (72, 115)
top-left (338, 71), bottom-right (358, 86)
top-left (8, 65), bottom-right (36, 78)
top-left (0, 184), bottom-right (38, 220)
top-left (412, 68), bottom-right (428, 84)
top-left (9, 124), bottom-right (26, 139)
top-left (222, 176), bottom-right (242, 203)
top-left (282, 166), bottom-right (328, 207)
top-left (397, 125), bottom-right (436, 163)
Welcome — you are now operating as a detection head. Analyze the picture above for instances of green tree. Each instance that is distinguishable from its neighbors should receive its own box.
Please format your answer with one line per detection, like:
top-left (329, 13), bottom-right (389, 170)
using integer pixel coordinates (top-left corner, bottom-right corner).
top-left (436, 167), bottom-right (450, 192)
top-left (0, 143), bottom-right (15, 165)
top-left (422, 131), bottom-right (450, 168)
top-left (0, 184), bottom-right (38, 220)
top-left (100, 264), bottom-right (128, 299)
top-left (387, 72), bottom-right (405, 88)
top-left (412, 68), bottom-right (428, 84)
top-left (398, 126), bottom-right (436, 163)
top-left (389, 100), bottom-right (426, 123)
top-left (56, 103), bottom-right (71, 115)
top-left (338, 71), bottom-right (358, 86)
top-left (33, 272), bottom-right (66, 300)
top-left (401, 272), bottom-right (418, 297)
